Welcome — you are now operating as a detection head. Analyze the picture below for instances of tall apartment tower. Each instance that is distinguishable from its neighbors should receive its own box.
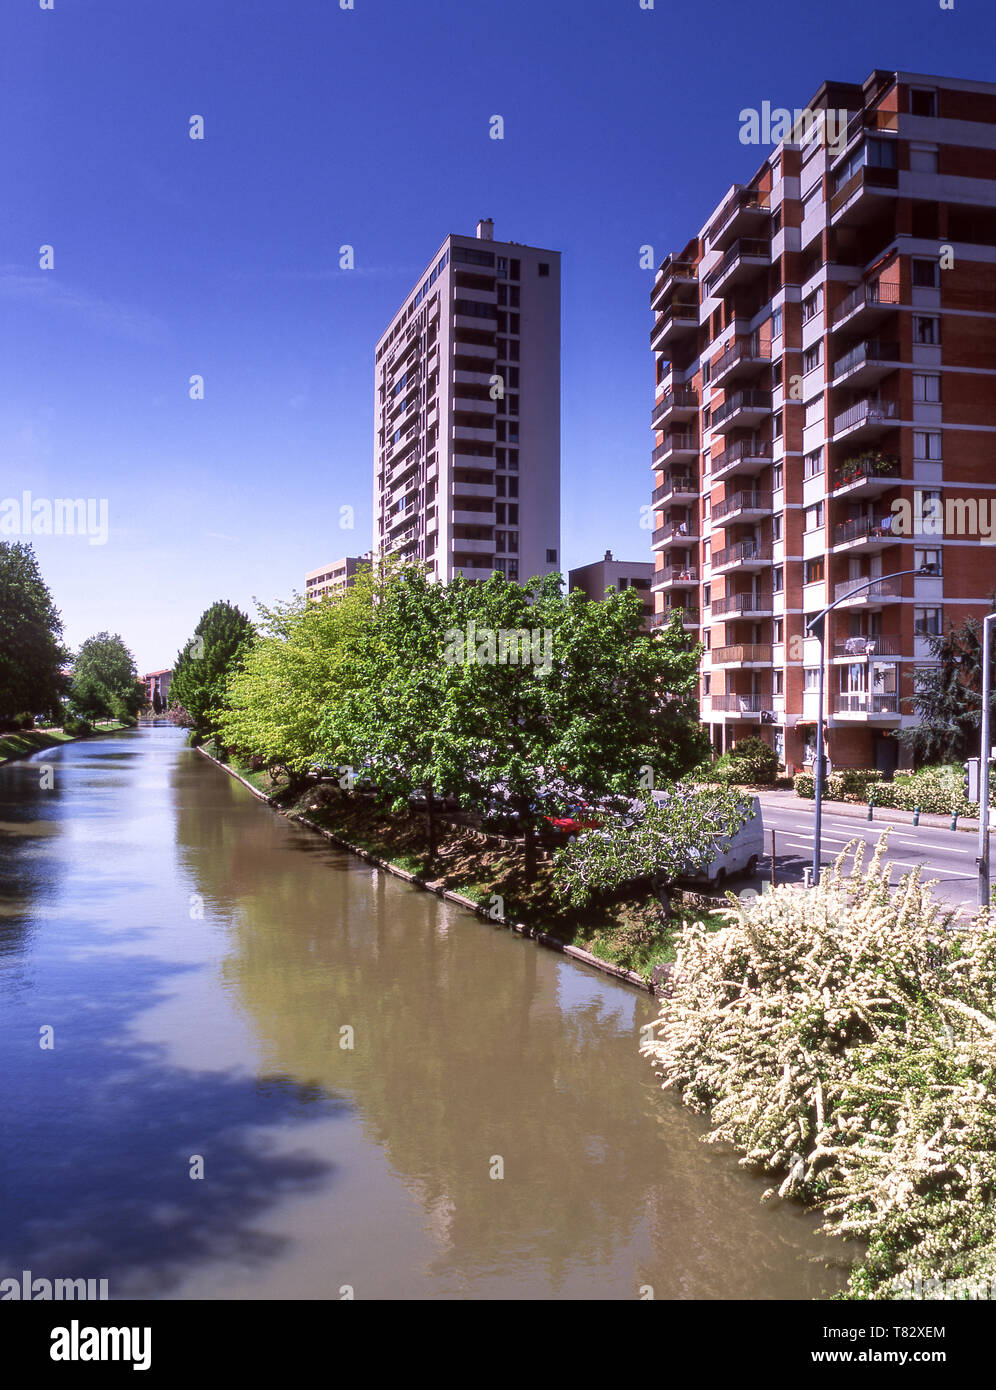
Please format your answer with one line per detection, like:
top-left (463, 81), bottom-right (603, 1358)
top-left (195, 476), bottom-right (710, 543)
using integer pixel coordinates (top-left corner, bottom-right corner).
top-left (373, 220), bottom-right (561, 584)
top-left (651, 69), bottom-right (996, 776)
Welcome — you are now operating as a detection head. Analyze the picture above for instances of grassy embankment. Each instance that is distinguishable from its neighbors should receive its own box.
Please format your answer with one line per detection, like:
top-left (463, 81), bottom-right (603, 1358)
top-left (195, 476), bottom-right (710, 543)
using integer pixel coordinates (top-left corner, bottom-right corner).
top-left (200, 739), bottom-right (729, 981)
top-left (0, 721), bottom-right (132, 766)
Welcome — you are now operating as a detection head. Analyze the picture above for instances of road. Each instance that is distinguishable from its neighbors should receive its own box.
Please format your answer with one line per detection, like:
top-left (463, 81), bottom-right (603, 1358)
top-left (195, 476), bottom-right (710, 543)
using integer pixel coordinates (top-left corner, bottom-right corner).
top-left (743, 796), bottom-right (987, 917)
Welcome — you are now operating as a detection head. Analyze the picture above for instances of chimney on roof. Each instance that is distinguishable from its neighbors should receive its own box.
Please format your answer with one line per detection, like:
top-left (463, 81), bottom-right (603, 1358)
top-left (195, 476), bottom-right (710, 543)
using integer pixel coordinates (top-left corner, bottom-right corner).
top-left (604, 549), bottom-right (612, 562)
top-left (476, 218), bottom-right (494, 241)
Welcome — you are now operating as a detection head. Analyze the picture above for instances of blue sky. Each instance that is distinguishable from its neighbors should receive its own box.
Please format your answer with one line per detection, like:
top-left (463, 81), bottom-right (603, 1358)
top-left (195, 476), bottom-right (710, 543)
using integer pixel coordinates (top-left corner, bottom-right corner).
top-left (2, 0), bottom-right (993, 672)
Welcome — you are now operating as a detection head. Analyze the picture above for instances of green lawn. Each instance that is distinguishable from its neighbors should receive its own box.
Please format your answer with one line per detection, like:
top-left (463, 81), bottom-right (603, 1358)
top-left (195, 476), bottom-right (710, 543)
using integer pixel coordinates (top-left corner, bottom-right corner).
top-left (0, 721), bottom-right (131, 766)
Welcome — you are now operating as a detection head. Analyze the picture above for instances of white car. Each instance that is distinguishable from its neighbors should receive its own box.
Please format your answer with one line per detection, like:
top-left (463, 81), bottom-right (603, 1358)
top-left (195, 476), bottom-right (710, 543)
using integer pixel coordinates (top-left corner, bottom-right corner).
top-left (673, 793), bottom-right (764, 889)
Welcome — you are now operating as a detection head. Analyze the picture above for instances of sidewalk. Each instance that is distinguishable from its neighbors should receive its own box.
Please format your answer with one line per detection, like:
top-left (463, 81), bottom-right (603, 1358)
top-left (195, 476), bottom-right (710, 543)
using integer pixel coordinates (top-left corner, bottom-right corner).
top-left (755, 787), bottom-right (982, 836)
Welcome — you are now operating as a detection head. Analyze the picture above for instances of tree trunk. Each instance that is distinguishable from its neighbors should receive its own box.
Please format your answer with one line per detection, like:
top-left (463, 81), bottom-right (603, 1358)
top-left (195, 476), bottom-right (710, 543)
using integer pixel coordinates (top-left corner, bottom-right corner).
top-left (425, 787), bottom-right (437, 863)
top-left (523, 822), bottom-right (536, 881)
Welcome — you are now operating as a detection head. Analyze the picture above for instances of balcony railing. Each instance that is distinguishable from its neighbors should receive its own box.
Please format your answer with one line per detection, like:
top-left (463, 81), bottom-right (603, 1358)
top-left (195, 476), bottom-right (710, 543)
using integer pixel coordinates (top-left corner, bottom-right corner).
top-left (653, 565), bottom-right (698, 586)
top-left (711, 644), bottom-right (773, 665)
top-left (831, 340), bottom-right (901, 381)
top-left (653, 521), bottom-right (697, 545)
top-left (832, 398), bottom-right (898, 436)
top-left (710, 693), bottom-right (773, 713)
top-left (829, 162), bottom-right (899, 218)
top-left (703, 238), bottom-right (770, 297)
top-left (707, 187), bottom-right (771, 245)
top-left (650, 607), bottom-right (700, 628)
top-left (651, 257), bottom-right (698, 307)
top-left (652, 472), bottom-right (697, 503)
top-left (834, 577), bottom-right (903, 603)
top-left (711, 490), bottom-right (771, 521)
top-left (832, 455), bottom-right (900, 491)
top-left (711, 389), bottom-right (772, 430)
top-left (710, 591), bottom-right (773, 616)
top-left (833, 635), bottom-right (902, 658)
top-left (833, 515), bottom-right (897, 546)
top-left (652, 431), bottom-right (698, 464)
top-left (651, 389), bottom-right (698, 428)
top-left (712, 336), bottom-right (771, 379)
top-left (712, 438), bottom-right (772, 475)
top-left (712, 541), bottom-right (772, 569)
top-left (833, 692), bottom-right (900, 714)
top-left (831, 280), bottom-right (901, 328)
top-left (651, 303), bottom-right (698, 347)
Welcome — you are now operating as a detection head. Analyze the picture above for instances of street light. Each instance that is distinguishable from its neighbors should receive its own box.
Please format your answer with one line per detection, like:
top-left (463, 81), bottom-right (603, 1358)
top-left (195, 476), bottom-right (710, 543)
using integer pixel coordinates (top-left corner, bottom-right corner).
top-left (978, 611), bottom-right (996, 909)
top-left (807, 564), bottom-right (936, 886)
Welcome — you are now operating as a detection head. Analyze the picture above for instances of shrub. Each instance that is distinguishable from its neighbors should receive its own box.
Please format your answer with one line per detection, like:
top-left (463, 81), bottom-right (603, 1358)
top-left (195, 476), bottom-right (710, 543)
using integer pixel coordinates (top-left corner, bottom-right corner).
top-left (793, 772), bottom-right (814, 799)
top-left (870, 763), bottom-right (996, 816)
top-left (727, 735), bottom-right (779, 784)
top-left (63, 715), bottom-right (93, 738)
top-left (641, 839), bottom-right (996, 1299)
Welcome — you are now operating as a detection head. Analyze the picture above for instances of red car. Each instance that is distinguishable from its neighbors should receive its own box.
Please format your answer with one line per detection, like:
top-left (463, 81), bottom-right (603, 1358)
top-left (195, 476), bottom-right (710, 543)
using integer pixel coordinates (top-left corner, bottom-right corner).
top-left (543, 805), bottom-right (601, 837)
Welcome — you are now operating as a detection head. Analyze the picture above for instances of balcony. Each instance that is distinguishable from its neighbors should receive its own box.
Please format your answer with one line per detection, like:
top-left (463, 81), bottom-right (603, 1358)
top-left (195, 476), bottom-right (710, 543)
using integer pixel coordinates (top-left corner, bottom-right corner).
top-left (452, 480), bottom-right (496, 500)
top-left (831, 454), bottom-right (901, 497)
top-left (710, 490), bottom-right (772, 526)
top-left (652, 388), bottom-right (698, 428)
top-left (831, 280), bottom-right (901, 332)
top-left (710, 693), bottom-right (773, 718)
top-left (831, 398), bottom-right (898, 442)
top-left (710, 389), bottom-right (772, 435)
top-left (832, 515), bottom-right (901, 552)
top-left (707, 187), bottom-right (772, 252)
top-left (651, 256), bottom-right (698, 312)
top-left (650, 606), bottom-right (700, 630)
top-left (832, 635), bottom-right (902, 660)
top-left (711, 336), bottom-right (771, 387)
top-left (703, 238), bottom-right (770, 298)
top-left (829, 161), bottom-right (899, 227)
top-left (453, 342), bottom-right (497, 361)
top-left (452, 396), bottom-right (497, 415)
top-left (652, 431), bottom-right (698, 466)
top-left (832, 692), bottom-right (901, 720)
top-left (452, 537), bottom-right (495, 556)
top-left (651, 564), bottom-right (698, 591)
top-left (651, 302), bottom-right (699, 353)
top-left (652, 519), bottom-right (699, 551)
top-left (834, 577), bottom-right (903, 606)
top-left (452, 507), bottom-right (496, 526)
top-left (710, 591), bottom-right (773, 618)
top-left (652, 471), bottom-right (697, 505)
top-left (711, 438), bottom-right (772, 481)
top-left (452, 424), bottom-right (496, 445)
top-left (831, 340), bottom-right (901, 388)
top-left (711, 644), bottom-right (773, 667)
top-left (712, 541), bottom-right (772, 573)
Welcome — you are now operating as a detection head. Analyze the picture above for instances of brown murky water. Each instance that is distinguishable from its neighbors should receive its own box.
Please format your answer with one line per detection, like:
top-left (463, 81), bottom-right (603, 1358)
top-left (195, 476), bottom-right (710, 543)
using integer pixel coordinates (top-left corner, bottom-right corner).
top-left (0, 727), bottom-right (849, 1299)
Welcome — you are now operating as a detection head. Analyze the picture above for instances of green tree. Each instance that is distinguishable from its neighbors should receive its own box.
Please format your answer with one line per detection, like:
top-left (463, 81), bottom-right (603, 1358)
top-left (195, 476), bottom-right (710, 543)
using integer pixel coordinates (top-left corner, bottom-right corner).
top-left (152, 689), bottom-right (163, 715)
top-left (0, 542), bottom-right (68, 725)
top-left (170, 600), bottom-right (254, 736)
top-left (68, 632), bottom-right (144, 722)
top-left (897, 601), bottom-right (996, 765)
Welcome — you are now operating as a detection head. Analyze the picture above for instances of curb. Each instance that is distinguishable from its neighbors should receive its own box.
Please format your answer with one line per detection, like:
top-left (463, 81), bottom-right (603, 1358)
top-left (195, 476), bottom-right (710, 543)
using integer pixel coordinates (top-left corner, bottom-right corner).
top-left (197, 747), bottom-right (655, 995)
top-left (756, 791), bottom-right (983, 835)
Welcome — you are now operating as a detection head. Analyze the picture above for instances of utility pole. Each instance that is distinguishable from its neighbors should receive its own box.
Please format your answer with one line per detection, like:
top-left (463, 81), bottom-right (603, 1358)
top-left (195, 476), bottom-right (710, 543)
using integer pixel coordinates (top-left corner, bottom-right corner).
top-left (979, 612), bottom-right (995, 909)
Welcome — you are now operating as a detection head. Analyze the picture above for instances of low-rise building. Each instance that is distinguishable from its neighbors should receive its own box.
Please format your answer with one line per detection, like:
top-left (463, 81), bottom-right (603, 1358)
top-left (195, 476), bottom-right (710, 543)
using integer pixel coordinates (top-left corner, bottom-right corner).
top-left (305, 554), bottom-right (370, 601)
top-left (569, 551), bottom-right (654, 628)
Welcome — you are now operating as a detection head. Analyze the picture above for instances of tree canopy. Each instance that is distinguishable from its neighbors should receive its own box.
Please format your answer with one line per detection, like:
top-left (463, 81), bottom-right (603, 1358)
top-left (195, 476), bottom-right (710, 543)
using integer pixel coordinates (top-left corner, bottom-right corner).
top-left (170, 600), bottom-right (255, 735)
top-left (69, 631), bottom-right (145, 721)
top-left (898, 602), bottom-right (996, 764)
top-left (0, 542), bottom-right (68, 725)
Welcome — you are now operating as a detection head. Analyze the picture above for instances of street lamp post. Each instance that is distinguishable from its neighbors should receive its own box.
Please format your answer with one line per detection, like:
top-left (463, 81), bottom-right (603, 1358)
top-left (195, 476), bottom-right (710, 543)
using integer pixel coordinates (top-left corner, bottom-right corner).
top-left (978, 612), bottom-right (996, 909)
top-left (807, 565), bottom-right (934, 886)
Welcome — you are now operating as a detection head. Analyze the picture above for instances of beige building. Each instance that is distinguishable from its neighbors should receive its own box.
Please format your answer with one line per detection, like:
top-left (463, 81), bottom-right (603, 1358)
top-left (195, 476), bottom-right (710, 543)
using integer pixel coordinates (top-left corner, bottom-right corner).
top-left (305, 554), bottom-right (369, 601)
top-left (373, 219), bottom-right (561, 583)
top-left (569, 551), bottom-right (654, 628)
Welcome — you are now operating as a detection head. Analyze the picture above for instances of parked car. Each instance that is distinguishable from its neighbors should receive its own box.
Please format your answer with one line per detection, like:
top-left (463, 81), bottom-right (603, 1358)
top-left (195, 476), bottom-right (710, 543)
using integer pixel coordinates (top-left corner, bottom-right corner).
top-left (675, 794), bottom-right (764, 889)
top-left (543, 804), bottom-right (601, 839)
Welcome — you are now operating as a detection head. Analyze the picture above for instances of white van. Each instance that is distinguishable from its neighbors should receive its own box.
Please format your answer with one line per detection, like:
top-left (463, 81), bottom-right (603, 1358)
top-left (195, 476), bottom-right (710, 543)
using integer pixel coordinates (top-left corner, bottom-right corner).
top-left (658, 791), bottom-right (764, 890)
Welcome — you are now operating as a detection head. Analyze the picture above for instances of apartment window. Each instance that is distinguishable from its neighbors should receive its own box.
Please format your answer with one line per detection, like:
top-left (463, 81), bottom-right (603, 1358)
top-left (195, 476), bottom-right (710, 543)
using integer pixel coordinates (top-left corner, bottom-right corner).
top-left (453, 247), bottom-right (495, 267)
top-left (772, 462), bottom-right (784, 490)
top-left (805, 502), bottom-right (824, 530)
top-left (495, 503), bottom-right (506, 524)
top-left (538, 262), bottom-right (550, 277)
top-left (704, 629), bottom-right (711, 650)
top-left (495, 530), bottom-right (507, 553)
top-left (702, 358), bottom-right (711, 386)
top-left (497, 257), bottom-right (508, 275)
top-left (773, 670), bottom-right (784, 696)
top-left (910, 88), bottom-right (938, 117)
top-left (912, 259), bottom-right (940, 288)
top-left (703, 584), bottom-right (711, 608)
top-left (507, 532), bottom-right (519, 553)
top-left (772, 410), bottom-right (783, 439)
top-left (913, 373), bottom-right (941, 402)
top-left (507, 450), bottom-right (519, 471)
top-left (496, 476), bottom-right (506, 497)
top-left (804, 398), bottom-right (824, 428)
top-left (508, 394), bottom-right (519, 416)
top-left (804, 557), bottom-right (825, 583)
top-left (804, 343), bottom-right (822, 374)
top-left (703, 408), bottom-right (711, 430)
top-left (546, 549), bottom-right (557, 563)
top-left (915, 547), bottom-right (942, 575)
top-left (914, 315), bottom-right (940, 345)
top-left (804, 667), bottom-right (821, 690)
top-left (509, 287), bottom-right (520, 308)
top-left (773, 618), bottom-right (784, 643)
top-left (866, 137), bottom-right (898, 169)
top-left (910, 147), bottom-right (939, 174)
top-left (805, 448), bottom-right (824, 478)
top-left (913, 429), bottom-right (942, 460)
top-left (508, 477), bottom-right (518, 497)
top-left (507, 425), bottom-right (519, 443)
top-left (497, 338), bottom-right (509, 359)
top-left (703, 674), bottom-right (711, 696)
top-left (772, 565), bottom-right (784, 593)
top-left (802, 287), bottom-right (824, 323)
top-left (915, 489), bottom-right (942, 526)
top-left (772, 514), bottom-right (782, 542)
top-left (507, 504), bottom-right (518, 524)
top-left (510, 259), bottom-right (520, 280)
top-left (770, 306), bottom-right (783, 340)
top-left (914, 607), bottom-right (942, 636)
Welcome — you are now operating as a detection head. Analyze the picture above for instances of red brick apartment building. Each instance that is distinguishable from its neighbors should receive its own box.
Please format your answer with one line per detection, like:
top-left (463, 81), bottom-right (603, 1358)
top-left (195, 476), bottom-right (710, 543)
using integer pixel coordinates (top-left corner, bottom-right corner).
top-left (651, 69), bottom-right (996, 776)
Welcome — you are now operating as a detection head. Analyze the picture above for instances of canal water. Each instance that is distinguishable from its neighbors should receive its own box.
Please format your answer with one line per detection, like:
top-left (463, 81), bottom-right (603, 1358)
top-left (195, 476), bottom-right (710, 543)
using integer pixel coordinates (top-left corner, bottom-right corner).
top-left (0, 727), bottom-right (848, 1299)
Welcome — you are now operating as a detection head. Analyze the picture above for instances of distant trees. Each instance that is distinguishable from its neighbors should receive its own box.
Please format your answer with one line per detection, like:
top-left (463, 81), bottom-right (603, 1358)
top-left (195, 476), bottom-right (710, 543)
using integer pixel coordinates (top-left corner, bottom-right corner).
top-left (898, 603), bottom-right (996, 764)
top-left (170, 601), bottom-right (254, 736)
top-left (68, 632), bottom-right (145, 722)
top-left (0, 542), bottom-right (68, 727)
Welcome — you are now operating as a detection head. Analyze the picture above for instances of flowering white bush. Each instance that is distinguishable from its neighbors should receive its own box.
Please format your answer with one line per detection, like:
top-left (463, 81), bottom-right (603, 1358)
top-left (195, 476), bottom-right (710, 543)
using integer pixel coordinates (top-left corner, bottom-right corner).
top-left (641, 836), bottom-right (996, 1299)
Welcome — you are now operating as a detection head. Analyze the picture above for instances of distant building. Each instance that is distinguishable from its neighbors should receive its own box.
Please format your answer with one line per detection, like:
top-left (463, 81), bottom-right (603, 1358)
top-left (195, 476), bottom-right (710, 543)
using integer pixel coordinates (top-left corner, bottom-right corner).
top-left (142, 670), bottom-right (171, 704)
top-left (569, 550), bottom-right (654, 628)
top-left (305, 554), bottom-right (369, 601)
